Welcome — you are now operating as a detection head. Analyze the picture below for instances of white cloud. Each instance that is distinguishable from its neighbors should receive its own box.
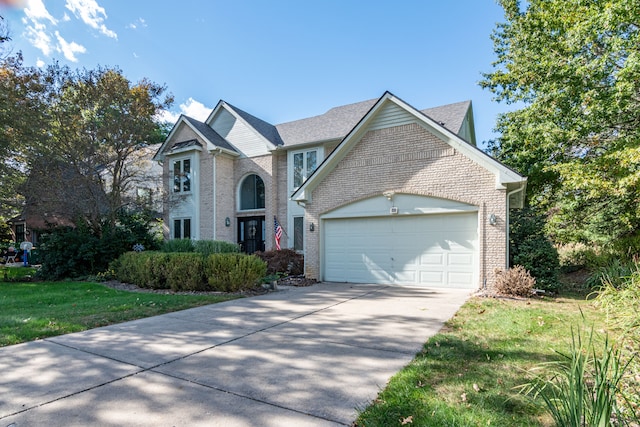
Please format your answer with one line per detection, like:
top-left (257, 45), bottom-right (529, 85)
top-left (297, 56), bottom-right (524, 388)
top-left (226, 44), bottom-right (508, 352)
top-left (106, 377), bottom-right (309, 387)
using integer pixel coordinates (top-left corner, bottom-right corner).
top-left (158, 98), bottom-right (212, 124)
top-left (65, 0), bottom-right (117, 39)
top-left (55, 31), bottom-right (86, 62)
top-left (23, 18), bottom-right (53, 55)
top-left (36, 58), bottom-right (46, 67)
top-left (22, 0), bottom-right (57, 56)
top-left (24, 0), bottom-right (57, 24)
top-left (127, 18), bottom-right (147, 30)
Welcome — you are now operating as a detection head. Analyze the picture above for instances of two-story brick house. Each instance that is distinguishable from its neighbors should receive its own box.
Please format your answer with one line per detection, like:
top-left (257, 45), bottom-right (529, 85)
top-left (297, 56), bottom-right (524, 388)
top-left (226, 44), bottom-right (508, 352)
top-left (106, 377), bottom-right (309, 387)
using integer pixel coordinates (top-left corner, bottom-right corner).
top-left (153, 91), bottom-right (526, 290)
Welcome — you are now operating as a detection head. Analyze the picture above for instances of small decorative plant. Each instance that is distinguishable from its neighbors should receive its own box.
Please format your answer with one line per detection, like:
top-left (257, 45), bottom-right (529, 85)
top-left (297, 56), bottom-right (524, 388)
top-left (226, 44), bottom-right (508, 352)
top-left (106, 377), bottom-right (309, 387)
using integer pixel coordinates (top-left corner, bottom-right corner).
top-left (494, 265), bottom-right (536, 297)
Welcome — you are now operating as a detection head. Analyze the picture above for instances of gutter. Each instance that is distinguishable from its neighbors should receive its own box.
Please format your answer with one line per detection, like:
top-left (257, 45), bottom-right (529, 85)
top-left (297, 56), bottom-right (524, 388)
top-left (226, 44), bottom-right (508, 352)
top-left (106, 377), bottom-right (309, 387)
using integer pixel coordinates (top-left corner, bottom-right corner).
top-left (505, 183), bottom-right (527, 268)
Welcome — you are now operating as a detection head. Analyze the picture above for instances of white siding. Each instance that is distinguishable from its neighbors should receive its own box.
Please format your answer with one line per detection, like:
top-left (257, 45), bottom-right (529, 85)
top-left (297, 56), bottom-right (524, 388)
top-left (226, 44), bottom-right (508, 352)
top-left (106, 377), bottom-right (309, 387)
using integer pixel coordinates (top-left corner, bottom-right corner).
top-left (366, 102), bottom-right (416, 131)
top-left (210, 108), bottom-right (270, 157)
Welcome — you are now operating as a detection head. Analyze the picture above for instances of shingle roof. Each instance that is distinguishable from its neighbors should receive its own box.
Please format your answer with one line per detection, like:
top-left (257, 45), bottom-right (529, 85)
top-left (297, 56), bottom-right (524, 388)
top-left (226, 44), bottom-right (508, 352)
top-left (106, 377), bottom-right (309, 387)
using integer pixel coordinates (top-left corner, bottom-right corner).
top-left (275, 99), bottom-right (377, 147)
top-left (274, 99), bottom-right (471, 147)
top-left (182, 116), bottom-right (237, 153)
top-left (421, 100), bottom-right (471, 135)
top-left (178, 97), bottom-right (472, 151)
top-left (224, 102), bottom-right (284, 147)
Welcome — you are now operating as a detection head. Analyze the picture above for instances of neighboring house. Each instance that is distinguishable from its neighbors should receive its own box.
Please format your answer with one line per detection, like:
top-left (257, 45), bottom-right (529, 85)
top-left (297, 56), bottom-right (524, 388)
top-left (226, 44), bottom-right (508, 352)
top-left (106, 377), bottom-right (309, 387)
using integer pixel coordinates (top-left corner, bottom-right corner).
top-left (8, 144), bottom-right (163, 246)
top-left (153, 91), bottom-right (526, 290)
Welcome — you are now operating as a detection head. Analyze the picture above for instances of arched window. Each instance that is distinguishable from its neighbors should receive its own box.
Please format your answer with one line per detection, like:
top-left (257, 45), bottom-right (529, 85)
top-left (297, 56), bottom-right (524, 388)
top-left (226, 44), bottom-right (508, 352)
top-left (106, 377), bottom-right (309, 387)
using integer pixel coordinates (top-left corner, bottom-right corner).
top-left (239, 174), bottom-right (265, 210)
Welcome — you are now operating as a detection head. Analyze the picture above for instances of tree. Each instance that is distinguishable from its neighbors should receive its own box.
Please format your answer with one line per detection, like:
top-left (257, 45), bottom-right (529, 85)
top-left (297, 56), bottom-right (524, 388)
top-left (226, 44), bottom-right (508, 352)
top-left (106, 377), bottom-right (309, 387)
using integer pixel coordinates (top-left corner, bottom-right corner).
top-left (481, 0), bottom-right (640, 251)
top-left (0, 54), bottom-right (44, 231)
top-left (21, 64), bottom-right (173, 231)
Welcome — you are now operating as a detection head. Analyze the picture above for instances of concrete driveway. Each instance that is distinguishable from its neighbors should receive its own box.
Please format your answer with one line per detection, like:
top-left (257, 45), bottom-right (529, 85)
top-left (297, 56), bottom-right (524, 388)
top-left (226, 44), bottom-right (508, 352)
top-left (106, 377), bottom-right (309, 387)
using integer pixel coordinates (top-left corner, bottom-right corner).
top-left (0, 282), bottom-right (469, 426)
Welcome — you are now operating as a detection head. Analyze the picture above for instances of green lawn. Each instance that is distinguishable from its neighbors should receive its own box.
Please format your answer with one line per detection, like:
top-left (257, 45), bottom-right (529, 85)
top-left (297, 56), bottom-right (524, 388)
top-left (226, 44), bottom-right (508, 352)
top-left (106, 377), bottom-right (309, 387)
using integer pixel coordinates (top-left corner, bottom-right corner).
top-left (0, 281), bottom-right (240, 346)
top-left (355, 294), bottom-right (606, 427)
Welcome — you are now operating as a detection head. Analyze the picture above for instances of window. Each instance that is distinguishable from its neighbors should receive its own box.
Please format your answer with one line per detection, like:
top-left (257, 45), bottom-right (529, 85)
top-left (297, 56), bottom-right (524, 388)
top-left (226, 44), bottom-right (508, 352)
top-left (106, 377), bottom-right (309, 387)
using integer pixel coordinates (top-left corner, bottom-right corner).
top-left (240, 174), bottom-right (265, 210)
top-left (293, 216), bottom-right (304, 251)
top-left (136, 187), bottom-right (153, 206)
top-left (173, 218), bottom-right (191, 239)
top-left (173, 158), bottom-right (191, 193)
top-left (292, 149), bottom-right (318, 189)
top-left (15, 224), bottom-right (25, 243)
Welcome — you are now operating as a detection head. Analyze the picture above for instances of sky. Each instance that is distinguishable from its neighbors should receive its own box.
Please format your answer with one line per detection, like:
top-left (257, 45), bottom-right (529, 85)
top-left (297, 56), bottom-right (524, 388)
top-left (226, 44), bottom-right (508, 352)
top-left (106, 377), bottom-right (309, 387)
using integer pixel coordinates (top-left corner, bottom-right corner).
top-left (1, 0), bottom-right (515, 148)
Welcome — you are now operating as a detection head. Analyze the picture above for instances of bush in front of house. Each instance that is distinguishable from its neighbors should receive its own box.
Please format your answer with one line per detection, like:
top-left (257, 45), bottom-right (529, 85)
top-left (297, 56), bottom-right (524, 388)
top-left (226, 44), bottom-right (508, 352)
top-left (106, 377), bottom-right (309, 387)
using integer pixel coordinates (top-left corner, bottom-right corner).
top-left (165, 253), bottom-right (206, 291)
top-left (254, 249), bottom-right (304, 276)
top-left (35, 210), bottom-right (161, 280)
top-left (494, 265), bottom-right (536, 297)
top-left (509, 207), bottom-right (560, 292)
top-left (205, 253), bottom-right (267, 292)
top-left (113, 251), bottom-right (266, 292)
top-left (160, 239), bottom-right (240, 256)
top-left (160, 238), bottom-right (194, 253)
top-left (112, 252), bottom-right (168, 289)
top-left (193, 240), bottom-right (240, 256)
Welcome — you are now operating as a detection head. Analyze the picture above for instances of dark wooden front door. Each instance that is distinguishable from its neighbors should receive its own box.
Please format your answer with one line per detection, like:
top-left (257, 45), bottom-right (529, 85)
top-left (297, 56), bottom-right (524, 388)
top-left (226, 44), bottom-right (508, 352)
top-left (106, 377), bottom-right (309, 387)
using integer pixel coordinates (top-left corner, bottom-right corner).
top-left (238, 216), bottom-right (265, 254)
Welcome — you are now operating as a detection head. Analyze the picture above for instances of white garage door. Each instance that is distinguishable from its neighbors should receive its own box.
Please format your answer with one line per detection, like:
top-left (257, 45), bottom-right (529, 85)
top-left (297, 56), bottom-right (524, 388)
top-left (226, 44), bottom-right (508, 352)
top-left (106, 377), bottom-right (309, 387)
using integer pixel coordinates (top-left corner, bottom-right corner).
top-left (323, 213), bottom-right (478, 288)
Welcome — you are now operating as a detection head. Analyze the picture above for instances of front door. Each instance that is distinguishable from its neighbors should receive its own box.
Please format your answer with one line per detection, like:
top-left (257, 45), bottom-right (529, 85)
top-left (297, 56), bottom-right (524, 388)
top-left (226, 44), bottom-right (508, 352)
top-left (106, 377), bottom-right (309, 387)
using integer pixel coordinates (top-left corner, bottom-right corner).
top-left (238, 216), bottom-right (265, 254)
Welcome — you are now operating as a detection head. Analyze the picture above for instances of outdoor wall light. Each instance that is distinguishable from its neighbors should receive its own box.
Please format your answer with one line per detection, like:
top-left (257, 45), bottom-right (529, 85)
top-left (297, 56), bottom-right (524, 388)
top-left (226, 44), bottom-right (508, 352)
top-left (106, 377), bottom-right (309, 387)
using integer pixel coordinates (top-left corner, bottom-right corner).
top-left (309, 222), bottom-right (315, 232)
top-left (489, 213), bottom-right (497, 226)
top-left (225, 217), bottom-right (231, 227)
top-left (383, 190), bottom-right (395, 201)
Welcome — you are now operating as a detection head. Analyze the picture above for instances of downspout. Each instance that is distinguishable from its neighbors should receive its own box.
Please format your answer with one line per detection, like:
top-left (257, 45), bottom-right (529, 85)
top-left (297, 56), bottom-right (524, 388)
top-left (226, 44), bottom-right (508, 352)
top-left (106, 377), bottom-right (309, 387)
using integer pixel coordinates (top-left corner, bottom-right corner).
top-left (505, 184), bottom-right (526, 268)
top-left (211, 148), bottom-right (222, 239)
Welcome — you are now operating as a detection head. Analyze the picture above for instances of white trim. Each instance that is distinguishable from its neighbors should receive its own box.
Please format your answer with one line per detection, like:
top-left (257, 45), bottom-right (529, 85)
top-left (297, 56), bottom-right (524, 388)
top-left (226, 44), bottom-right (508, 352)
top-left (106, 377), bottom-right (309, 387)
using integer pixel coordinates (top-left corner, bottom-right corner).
top-left (236, 172), bottom-right (267, 212)
top-left (291, 92), bottom-right (526, 203)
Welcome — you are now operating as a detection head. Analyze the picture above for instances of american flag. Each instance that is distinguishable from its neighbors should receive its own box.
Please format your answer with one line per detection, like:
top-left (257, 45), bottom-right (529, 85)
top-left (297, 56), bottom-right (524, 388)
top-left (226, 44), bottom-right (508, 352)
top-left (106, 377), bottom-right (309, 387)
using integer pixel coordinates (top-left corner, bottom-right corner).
top-left (274, 216), bottom-right (283, 250)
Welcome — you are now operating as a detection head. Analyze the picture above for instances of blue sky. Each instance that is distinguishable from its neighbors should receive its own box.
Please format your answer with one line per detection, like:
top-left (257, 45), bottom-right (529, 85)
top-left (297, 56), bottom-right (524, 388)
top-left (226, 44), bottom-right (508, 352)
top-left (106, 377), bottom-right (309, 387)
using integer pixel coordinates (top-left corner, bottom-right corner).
top-left (1, 0), bottom-right (513, 147)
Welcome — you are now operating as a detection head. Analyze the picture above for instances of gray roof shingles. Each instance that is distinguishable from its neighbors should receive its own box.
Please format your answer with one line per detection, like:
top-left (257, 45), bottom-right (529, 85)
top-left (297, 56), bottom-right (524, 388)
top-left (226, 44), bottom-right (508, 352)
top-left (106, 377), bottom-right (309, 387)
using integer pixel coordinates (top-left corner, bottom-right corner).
top-left (182, 115), bottom-right (237, 153)
top-left (179, 97), bottom-right (471, 151)
top-left (275, 99), bottom-right (471, 147)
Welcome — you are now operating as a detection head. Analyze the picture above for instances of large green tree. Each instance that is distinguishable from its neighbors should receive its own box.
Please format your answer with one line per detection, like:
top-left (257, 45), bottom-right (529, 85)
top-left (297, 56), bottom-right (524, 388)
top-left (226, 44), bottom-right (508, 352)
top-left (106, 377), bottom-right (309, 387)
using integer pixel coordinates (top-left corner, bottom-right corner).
top-left (0, 59), bottom-right (173, 234)
top-left (481, 0), bottom-right (640, 250)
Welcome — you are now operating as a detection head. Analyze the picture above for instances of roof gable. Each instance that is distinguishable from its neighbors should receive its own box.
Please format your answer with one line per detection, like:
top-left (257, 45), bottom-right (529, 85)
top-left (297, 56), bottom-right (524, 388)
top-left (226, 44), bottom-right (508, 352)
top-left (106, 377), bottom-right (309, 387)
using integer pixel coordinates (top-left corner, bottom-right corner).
top-left (291, 91), bottom-right (525, 203)
top-left (153, 115), bottom-right (237, 161)
top-left (206, 101), bottom-right (280, 157)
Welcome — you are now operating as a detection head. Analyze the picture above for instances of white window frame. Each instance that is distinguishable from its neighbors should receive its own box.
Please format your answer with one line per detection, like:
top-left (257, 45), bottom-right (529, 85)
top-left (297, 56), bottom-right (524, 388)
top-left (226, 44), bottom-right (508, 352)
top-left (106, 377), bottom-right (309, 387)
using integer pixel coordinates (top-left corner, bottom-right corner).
top-left (172, 217), bottom-right (192, 239)
top-left (289, 147), bottom-right (322, 192)
top-left (172, 157), bottom-right (192, 193)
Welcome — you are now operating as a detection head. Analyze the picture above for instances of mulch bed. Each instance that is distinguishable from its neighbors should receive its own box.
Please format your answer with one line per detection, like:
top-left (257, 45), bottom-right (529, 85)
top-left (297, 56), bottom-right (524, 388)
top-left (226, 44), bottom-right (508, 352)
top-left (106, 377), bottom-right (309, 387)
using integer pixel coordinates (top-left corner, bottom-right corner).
top-left (101, 275), bottom-right (317, 296)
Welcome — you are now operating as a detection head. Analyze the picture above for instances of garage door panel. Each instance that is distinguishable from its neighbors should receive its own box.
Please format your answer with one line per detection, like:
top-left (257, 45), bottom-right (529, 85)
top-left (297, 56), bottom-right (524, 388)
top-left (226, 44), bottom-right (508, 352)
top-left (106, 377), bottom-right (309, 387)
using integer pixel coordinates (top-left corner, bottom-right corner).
top-left (448, 253), bottom-right (474, 266)
top-left (324, 213), bottom-right (478, 288)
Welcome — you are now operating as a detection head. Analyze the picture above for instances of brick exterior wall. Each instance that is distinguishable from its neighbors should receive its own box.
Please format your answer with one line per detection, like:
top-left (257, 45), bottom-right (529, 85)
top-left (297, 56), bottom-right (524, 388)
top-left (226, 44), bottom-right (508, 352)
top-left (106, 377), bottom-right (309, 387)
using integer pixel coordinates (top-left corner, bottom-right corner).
top-left (234, 155), bottom-right (275, 250)
top-left (160, 117), bottom-right (511, 291)
top-left (214, 154), bottom-right (236, 242)
top-left (304, 123), bottom-right (507, 290)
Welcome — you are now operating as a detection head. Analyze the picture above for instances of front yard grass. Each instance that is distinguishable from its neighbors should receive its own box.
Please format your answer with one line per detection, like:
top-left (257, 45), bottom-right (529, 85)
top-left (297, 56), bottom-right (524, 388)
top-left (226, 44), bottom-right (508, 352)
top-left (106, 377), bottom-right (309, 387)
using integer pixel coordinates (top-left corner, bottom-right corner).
top-left (356, 293), bottom-right (605, 427)
top-left (0, 281), bottom-right (240, 347)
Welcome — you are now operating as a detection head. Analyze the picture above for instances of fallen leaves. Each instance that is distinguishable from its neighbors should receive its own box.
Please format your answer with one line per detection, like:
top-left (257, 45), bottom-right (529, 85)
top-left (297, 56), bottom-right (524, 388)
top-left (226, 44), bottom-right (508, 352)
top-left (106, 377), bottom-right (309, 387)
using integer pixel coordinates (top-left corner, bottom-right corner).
top-left (400, 415), bottom-right (413, 425)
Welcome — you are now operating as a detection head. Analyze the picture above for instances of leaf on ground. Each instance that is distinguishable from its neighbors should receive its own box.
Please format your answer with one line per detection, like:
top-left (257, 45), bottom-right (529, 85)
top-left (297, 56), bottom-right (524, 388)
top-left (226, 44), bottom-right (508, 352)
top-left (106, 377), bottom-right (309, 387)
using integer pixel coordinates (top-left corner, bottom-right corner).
top-left (400, 415), bottom-right (413, 425)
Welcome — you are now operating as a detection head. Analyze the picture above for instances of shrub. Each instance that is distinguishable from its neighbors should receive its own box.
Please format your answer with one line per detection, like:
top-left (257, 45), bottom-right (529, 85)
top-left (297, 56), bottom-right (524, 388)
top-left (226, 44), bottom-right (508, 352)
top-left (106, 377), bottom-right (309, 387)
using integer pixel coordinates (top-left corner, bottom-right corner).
top-left (593, 266), bottom-right (640, 412)
top-left (586, 258), bottom-right (637, 289)
top-left (113, 251), bottom-right (171, 289)
top-left (160, 238), bottom-right (194, 253)
top-left (205, 253), bottom-right (266, 292)
top-left (494, 265), bottom-right (536, 297)
top-left (510, 207), bottom-right (560, 292)
top-left (35, 210), bottom-right (161, 280)
top-left (165, 253), bottom-right (207, 291)
top-left (114, 251), bottom-right (266, 293)
top-left (254, 249), bottom-right (304, 276)
top-left (193, 240), bottom-right (239, 256)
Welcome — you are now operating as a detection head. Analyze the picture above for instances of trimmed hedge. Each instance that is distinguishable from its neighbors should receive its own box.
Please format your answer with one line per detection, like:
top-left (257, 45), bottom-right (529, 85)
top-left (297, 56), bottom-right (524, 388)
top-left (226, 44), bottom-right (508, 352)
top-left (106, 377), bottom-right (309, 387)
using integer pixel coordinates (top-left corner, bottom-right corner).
top-left (205, 253), bottom-right (267, 292)
top-left (113, 251), bottom-right (265, 292)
